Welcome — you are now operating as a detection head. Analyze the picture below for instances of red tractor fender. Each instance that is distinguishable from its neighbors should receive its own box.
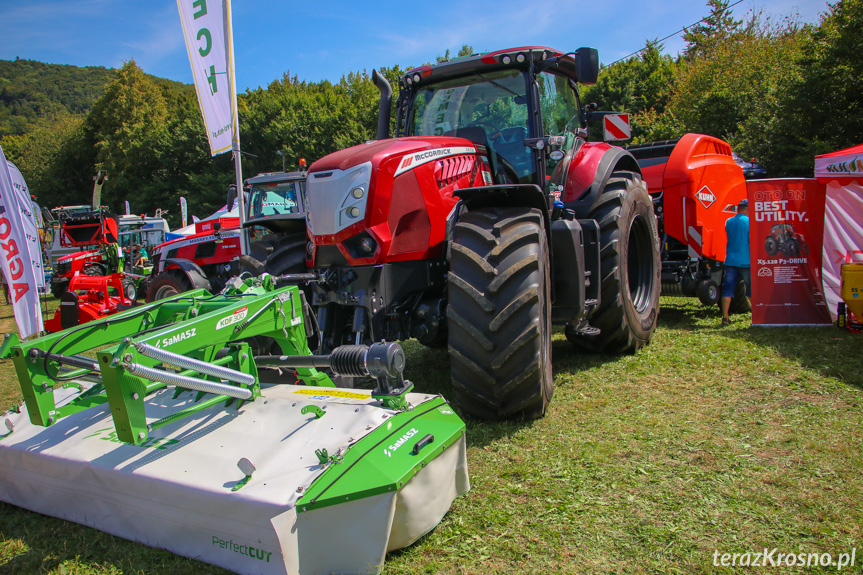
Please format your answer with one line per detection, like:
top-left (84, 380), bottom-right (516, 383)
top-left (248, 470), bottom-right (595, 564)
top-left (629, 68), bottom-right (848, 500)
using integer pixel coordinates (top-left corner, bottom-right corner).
top-left (160, 257), bottom-right (214, 292)
top-left (558, 142), bottom-right (642, 216)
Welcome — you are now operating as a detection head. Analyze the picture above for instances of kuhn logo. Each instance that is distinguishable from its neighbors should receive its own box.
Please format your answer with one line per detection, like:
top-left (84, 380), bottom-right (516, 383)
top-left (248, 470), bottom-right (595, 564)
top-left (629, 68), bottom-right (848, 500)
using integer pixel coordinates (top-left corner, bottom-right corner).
top-left (383, 427), bottom-right (419, 457)
top-left (154, 327), bottom-right (197, 348)
top-left (696, 186), bottom-right (716, 209)
top-left (216, 307), bottom-right (248, 330)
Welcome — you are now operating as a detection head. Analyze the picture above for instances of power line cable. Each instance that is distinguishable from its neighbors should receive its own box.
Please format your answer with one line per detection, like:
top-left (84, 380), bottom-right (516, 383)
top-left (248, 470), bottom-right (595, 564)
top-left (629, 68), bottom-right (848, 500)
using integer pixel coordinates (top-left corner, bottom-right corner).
top-left (609, 0), bottom-right (745, 65)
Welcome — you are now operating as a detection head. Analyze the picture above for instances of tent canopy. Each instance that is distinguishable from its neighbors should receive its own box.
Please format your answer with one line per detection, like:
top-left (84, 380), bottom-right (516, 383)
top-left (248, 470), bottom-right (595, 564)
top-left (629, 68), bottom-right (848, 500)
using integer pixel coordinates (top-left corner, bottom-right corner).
top-left (815, 143), bottom-right (863, 183)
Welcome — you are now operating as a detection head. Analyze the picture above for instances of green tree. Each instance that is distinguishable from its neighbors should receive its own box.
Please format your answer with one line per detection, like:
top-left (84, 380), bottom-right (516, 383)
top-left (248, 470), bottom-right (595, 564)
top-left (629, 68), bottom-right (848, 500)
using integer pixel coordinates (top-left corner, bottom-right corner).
top-left (682, 0), bottom-right (743, 60)
top-left (582, 41), bottom-right (676, 141)
top-left (84, 60), bottom-right (170, 214)
top-left (767, 0), bottom-right (863, 175)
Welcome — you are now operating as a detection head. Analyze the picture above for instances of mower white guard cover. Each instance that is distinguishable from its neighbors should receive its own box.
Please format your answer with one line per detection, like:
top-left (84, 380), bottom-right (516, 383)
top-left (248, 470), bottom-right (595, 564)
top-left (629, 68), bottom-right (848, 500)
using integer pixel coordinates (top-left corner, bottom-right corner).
top-left (0, 384), bottom-right (469, 575)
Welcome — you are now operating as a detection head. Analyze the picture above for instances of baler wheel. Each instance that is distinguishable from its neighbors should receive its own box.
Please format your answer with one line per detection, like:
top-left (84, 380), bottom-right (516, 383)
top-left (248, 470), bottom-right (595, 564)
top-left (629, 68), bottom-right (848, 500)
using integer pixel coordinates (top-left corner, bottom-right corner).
top-left (565, 171), bottom-right (660, 354)
top-left (447, 207), bottom-right (552, 420)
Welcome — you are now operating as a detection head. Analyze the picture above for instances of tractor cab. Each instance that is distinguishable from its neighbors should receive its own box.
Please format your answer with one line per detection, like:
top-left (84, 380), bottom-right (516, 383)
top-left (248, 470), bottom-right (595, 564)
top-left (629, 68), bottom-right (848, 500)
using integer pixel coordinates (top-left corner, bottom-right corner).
top-left (397, 47), bottom-right (600, 202)
top-left (243, 169), bottom-right (307, 235)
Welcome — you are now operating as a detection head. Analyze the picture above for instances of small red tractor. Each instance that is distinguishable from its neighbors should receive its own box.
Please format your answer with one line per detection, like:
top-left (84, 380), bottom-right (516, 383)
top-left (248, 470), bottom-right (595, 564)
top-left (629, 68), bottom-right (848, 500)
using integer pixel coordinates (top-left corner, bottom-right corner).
top-left (765, 223), bottom-right (808, 256)
top-left (626, 134), bottom-right (751, 310)
top-left (146, 168), bottom-right (308, 301)
top-left (49, 207), bottom-right (133, 299)
top-left (301, 47), bottom-right (662, 419)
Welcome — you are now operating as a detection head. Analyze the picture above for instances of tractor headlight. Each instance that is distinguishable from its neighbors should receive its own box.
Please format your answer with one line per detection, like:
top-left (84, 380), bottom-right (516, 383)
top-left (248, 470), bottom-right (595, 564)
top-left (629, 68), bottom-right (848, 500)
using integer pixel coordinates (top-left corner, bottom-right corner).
top-left (358, 237), bottom-right (376, 255)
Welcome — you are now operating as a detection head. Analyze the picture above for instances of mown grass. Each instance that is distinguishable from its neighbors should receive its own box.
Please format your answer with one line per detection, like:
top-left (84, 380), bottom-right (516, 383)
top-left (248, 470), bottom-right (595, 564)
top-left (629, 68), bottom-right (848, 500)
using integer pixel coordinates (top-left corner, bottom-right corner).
top-left (1, 297), bottom-right (861, 574)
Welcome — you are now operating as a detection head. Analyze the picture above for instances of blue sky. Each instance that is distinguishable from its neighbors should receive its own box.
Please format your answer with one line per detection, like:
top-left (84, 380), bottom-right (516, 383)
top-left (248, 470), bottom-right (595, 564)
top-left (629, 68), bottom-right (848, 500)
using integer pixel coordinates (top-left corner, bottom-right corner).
top-left (0, 0), bottom-right (831, 92)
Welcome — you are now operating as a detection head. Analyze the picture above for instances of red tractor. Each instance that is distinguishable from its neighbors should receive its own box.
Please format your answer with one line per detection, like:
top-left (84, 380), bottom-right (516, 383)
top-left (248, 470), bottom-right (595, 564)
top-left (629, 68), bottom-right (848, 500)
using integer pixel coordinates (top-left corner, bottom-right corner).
top-left (302, 47), bottom-right (662, 419)
top-left (765, 223), bottom-right (808, 256)
top-left (146, 169), bottom-right (308, 301)
top-left (49, 207), bottom-right (132, 299)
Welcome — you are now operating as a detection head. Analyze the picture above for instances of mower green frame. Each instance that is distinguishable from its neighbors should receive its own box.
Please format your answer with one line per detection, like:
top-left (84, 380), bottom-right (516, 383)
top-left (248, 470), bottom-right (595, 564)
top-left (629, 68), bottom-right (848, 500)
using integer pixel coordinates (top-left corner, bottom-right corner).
top-left (4, 276), bottom-right (333, 444)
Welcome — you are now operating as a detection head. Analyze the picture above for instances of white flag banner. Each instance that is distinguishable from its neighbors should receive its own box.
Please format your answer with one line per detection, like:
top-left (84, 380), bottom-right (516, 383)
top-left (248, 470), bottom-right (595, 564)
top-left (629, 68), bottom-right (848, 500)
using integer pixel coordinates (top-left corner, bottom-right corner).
top-left (0, 145), bottom-right (44, 338)
top-left (178, 0), bottom-right (236, 156)
top-left (7, 163), bottom-right (45, 289)
top-left (180, 196), bottom-right (188, 228)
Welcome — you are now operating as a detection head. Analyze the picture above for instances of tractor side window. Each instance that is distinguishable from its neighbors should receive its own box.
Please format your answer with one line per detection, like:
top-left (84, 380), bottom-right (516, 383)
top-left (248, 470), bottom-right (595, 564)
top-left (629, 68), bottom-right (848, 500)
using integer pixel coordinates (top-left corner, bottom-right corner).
top-left (538, 72), bottom-right (580, 197)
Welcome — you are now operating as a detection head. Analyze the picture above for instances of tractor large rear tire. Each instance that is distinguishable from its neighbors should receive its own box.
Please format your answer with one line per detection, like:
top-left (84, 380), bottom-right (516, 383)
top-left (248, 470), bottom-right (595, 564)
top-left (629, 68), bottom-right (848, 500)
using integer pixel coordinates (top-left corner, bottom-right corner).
top-left (147, 271), bottom-right (191, 302)
top-left (566, 172), bottom-right (660, 354)
top-left (447, 207), bottom-right (552, 420)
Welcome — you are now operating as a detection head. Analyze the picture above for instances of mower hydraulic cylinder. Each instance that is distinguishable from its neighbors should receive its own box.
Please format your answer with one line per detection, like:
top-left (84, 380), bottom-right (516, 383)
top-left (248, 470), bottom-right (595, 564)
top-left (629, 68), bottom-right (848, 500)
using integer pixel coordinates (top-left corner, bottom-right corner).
top-left (124, 362), bottom-right (253, 401)
top-left (133, 342), bottom-right (255, 386)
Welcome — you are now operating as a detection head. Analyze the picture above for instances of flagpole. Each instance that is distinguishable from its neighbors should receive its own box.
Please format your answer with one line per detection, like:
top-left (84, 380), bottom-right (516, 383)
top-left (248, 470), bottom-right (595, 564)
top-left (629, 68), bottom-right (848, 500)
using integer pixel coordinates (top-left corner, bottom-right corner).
top-left (224, 0), bottom-right (248, 255)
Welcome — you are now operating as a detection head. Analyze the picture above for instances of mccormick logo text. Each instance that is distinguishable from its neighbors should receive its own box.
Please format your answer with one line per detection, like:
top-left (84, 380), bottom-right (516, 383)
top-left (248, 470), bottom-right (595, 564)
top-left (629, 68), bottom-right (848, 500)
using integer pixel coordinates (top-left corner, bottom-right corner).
top-left (394, 146), bottom-right (476, 177)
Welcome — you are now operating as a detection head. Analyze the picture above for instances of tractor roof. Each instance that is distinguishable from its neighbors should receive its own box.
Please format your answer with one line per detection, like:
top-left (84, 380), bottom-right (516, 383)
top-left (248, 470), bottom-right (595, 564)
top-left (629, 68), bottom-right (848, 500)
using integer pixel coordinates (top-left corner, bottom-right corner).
top-left (245, 170), bottom-right (306, 186)
top-left (402, 46), bottom-right (594, 88)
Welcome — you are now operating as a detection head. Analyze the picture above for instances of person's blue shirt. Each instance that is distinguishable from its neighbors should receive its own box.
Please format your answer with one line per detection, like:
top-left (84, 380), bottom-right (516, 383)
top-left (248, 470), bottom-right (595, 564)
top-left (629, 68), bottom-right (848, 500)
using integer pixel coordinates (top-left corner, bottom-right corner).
top-left (724, 214), bottom-right (750, 267)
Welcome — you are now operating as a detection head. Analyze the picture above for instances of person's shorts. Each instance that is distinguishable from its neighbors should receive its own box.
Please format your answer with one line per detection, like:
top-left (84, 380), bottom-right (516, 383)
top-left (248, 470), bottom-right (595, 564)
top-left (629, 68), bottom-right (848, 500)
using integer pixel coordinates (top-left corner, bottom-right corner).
top-left (722, 266), bottom-right (751, 297)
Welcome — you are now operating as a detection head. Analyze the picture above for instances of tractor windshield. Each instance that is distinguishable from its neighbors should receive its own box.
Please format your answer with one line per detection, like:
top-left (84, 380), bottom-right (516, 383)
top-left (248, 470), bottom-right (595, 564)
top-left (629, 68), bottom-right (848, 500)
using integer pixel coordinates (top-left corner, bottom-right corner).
top-left (410, 69), bottom-right (535, 183)
top-left (247, 180), bottom-right (303, 220)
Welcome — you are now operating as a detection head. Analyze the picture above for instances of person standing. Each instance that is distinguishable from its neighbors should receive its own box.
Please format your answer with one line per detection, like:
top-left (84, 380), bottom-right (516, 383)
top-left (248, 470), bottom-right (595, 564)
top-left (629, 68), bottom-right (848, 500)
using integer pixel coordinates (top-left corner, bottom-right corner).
top-left (721, 198), bottom-right (752, 325)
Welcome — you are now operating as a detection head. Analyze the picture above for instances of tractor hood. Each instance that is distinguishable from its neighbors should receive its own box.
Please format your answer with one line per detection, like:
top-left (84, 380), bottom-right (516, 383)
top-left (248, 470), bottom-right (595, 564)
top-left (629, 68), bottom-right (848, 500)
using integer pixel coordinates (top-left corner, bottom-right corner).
top-left (306, 136), bottom-right (487, 266)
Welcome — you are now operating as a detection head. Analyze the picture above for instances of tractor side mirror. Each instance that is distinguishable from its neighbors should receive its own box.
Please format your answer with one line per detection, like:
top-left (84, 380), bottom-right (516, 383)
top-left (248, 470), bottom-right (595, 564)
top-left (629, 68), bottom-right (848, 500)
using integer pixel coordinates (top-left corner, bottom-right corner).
top-left (575, 47), bottom-right (599, 85)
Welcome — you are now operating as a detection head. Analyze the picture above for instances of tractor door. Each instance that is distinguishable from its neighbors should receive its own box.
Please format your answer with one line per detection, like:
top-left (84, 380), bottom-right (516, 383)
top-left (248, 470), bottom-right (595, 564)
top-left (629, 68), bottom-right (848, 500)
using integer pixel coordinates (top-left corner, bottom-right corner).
top-left (540, 72), bottom-right (585, 202)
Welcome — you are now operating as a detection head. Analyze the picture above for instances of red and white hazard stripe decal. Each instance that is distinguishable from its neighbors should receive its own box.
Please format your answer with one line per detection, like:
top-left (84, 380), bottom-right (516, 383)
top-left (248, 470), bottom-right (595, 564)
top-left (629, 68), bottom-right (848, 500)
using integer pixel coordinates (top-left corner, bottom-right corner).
top-left (603, 113), bottom-right (631, 141)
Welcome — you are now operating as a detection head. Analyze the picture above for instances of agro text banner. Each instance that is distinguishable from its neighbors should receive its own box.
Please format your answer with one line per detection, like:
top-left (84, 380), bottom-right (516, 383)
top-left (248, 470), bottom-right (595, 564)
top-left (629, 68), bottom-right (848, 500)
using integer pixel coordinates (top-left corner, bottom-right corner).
top-left (0, 145), bottom-right (44, 337)
top-left (178, 0), bottom-right (234, 156)
top-left (748, 179), bottom-right (831, 325)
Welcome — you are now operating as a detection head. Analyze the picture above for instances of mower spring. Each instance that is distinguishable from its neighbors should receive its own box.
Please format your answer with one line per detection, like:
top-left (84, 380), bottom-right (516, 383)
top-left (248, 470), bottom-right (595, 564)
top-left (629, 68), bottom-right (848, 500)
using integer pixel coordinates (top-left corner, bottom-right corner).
top-left (132, 342), bottom-right (255, 386)
top-left (124, 362), bottom-right (253, 401)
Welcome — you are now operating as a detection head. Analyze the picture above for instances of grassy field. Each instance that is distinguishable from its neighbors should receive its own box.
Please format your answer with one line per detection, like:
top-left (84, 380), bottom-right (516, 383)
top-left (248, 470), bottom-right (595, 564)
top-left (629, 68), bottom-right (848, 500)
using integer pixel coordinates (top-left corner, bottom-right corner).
top-left (0, 297), bottom-right (861, 574)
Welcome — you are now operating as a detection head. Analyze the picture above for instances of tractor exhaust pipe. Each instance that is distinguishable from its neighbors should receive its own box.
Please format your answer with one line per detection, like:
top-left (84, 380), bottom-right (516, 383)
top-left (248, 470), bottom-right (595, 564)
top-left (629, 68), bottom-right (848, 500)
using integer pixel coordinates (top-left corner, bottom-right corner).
top-left (372, 69), bottom-right (392, 140)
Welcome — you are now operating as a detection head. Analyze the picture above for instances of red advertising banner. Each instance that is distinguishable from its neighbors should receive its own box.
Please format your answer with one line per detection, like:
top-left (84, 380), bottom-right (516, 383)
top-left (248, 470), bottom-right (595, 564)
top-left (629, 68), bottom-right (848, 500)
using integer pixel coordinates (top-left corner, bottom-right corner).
top-left (748, 178), bottom-right (832, 325)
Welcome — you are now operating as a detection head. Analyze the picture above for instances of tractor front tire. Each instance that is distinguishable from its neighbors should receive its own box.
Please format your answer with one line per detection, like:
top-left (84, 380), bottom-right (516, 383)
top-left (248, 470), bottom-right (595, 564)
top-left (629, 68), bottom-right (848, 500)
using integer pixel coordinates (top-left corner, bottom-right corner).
top-left (765, 236), bottom-right (779, 255)
top-left (448, 207), bottom-right (552, 420)
top-left (147, 271), bottom-right (191, 302)
top-left (264, 232), bottom-right (308, 276)
top-left (82, 264), bottom-right (105, 276)
top-left (566, 172), bottom-right (661, 354)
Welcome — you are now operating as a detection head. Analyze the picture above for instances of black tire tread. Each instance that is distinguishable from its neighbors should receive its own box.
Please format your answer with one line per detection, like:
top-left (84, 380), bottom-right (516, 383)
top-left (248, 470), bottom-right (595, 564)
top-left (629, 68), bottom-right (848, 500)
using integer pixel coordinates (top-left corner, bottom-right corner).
top-left (448, 207), bottom-right (552, 420)
top-left (566, 172), bottom-right (660, 354)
